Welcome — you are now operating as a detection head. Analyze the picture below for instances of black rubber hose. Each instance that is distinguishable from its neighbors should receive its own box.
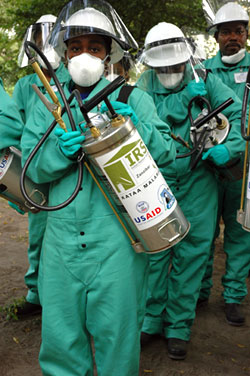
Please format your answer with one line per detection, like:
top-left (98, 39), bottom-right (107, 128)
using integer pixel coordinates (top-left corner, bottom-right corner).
top-left (20, 90), bottom-right (84, 211)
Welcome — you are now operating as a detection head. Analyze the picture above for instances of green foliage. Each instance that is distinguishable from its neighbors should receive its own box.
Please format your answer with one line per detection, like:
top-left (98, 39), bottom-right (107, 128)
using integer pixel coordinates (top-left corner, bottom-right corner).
top-left (109, 0), bottom-right (207, 46)
top-left (0, 296), bottom-right (26, 321)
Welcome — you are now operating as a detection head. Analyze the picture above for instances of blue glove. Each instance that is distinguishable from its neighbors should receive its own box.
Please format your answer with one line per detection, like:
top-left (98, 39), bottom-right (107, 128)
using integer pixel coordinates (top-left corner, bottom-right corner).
top-left (54, 128), bottom-right (85, 157)
top-left (202, 144), bottom-right (230, 166)
top-left (100, 101), bottom-right (139, 125)
top-left (8, 201), bottom-right (25, 215)
top-left (187, 78), bottom-right (207, 98)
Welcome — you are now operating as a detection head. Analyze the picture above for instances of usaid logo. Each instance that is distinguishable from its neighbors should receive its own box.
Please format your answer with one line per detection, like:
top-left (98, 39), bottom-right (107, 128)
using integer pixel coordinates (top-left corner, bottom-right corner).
top-left (136, 201), bottom-right (149, 213)
top-left (134, 207), bottom-right (162, 224)
top-left (0, 153), bottom-right (10, 170)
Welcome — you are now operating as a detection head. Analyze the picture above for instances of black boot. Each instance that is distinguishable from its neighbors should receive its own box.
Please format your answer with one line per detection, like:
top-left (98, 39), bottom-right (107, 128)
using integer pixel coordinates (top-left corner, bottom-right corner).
top-left (16, 301), bottom-right (42, 318)
top-left (225, 303), bottom-right (245, 326)
top-left (167, 338), bottom-right (187, 360)
top-left (196, 297), bottom-right (209, 309)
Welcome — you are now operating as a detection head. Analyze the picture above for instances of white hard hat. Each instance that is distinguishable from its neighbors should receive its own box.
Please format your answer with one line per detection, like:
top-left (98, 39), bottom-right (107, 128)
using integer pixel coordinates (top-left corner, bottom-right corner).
top-left (141, 22), bottom-right (191, 67)
top-left (64, 8), bottom-right (114, 34)
top-left (212, 2), bottom-right (249, 29)
top-left (63, 8), bottom-right (124, 63)
top-left (36, 14), bottom-right (57, 24)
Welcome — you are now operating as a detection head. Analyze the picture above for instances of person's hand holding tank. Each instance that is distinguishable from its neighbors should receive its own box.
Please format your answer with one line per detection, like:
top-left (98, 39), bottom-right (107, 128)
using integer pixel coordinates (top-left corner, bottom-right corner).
top-left (100, 101), bottom-right (139, 125)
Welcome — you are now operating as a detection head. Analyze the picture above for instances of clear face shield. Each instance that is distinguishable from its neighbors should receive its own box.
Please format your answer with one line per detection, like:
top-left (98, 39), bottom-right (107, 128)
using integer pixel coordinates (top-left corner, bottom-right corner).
top-left (138, 36), bottom-right (207, 91)
top-left (202, 0), bottom-right (218, 30)
top-left (104, 52), bottom-right (137, 83)
top-left (45, 0), bottom-right (138, 65)
top-left (18, 22), bottom-right (56, 68)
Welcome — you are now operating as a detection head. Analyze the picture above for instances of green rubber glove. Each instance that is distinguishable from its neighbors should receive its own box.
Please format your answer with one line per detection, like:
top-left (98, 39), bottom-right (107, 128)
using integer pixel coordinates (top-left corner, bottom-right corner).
top-left (54, 128), bottom-right (85, 157)
top-left (187, 78), bottom-right (207, 98)
top-left (8, 201), bottom-right (25, 215)
top-left (202, 144), bottom-right (230, 166)
top-left (100, 101), bottom-right (139, 125)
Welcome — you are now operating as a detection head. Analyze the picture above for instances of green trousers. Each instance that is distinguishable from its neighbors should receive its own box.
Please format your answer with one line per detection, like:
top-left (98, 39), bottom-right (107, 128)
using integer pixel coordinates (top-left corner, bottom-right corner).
top-left (25, 210), bottom-right (47, 305)
top-left (199, 178), bottom-right (250, 303)
top-left (142, 167), bottom-right (218, 341)
top-left (38, 215), bottom-right (149, 376)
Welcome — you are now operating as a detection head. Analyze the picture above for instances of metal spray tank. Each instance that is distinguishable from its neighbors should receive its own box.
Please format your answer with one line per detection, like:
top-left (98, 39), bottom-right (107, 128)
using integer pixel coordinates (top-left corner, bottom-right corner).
top-left (0, 147), bottom-right (47, 213)
top-left (78, 78), bottom-right (190, 254)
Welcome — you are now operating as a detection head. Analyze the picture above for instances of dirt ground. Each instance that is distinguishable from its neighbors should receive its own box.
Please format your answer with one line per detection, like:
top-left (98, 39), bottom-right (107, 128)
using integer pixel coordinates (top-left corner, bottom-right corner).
top-left (0, 197), bottom-right (249, 376)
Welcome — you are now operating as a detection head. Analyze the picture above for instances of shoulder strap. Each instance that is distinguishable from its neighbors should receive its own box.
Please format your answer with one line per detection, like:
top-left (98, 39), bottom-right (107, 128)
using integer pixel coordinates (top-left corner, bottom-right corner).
top-left (194, 68), bottom-right (211, 82)
top-left (116, 85), bottom-right (136, 104)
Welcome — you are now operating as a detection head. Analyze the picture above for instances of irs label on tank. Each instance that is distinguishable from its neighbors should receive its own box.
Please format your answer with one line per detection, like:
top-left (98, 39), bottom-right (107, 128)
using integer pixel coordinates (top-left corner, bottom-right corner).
top-left (96, 130), bottom-right (176, 230)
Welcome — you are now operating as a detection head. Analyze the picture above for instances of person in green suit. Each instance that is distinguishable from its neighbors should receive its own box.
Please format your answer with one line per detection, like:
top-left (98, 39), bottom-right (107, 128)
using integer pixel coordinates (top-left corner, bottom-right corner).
top-left (12, 15), bottom-right (70, 317)
top-left (21, 1), bottom-right (176, 375)
top-left (198, 2), bottom-right (250, 326)
top-left (136, 21), bottom-right (245, 360)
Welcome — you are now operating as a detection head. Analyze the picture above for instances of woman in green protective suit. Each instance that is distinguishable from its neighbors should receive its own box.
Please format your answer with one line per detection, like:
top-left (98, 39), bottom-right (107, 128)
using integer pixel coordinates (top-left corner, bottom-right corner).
top-left (21, 1), bottom-right (176, 375)
top-left (137, 22), bottom-right (245, 360)
top-left (11, 15), bottom-right (70, 317)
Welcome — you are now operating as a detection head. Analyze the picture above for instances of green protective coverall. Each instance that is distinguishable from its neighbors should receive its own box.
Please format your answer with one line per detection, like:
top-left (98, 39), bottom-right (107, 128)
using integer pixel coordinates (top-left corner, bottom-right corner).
top-left (12, 63), bottom-right (70, 305)
top-left (198, 51), bottom-right (250, 303)
top-left (0, 78), bottom-right (23, 150)
top-left (21, 76), bottom-right (176, 376)
top-left (136, 68), bottom-right (244, 341)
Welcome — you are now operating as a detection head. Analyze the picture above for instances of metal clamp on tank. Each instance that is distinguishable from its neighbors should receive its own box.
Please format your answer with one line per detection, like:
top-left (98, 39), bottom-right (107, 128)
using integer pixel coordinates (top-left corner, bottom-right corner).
top-left (78, 84), bottom-right (190, 254)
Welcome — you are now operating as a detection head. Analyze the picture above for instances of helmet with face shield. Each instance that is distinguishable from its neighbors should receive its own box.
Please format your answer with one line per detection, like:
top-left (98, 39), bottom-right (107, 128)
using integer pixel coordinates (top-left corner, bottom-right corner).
top-left (139, 22), bottom-right (206, 91)
top-left (18, 14), bottom-right (60, 68)
top-left (46, 0), bottom-right (138, 65)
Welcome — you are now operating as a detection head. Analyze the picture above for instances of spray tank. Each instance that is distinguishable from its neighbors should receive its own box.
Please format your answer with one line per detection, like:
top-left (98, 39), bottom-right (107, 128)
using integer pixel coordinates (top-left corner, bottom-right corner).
top-left (75, 86), bottom-right (190, 253)
top-left (173, 95), bottom-right (239, 179)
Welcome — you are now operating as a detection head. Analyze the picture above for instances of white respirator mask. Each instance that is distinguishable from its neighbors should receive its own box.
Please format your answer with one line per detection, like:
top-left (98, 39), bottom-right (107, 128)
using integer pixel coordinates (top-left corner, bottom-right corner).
top-left (37, 46), bottom-right (61, 70)
top-left (68, 53), bottom-right (108, 87)
top-left (221, 48), bottom-right (246, 65)
top-left (157, 72), bottom-right (184, 89)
